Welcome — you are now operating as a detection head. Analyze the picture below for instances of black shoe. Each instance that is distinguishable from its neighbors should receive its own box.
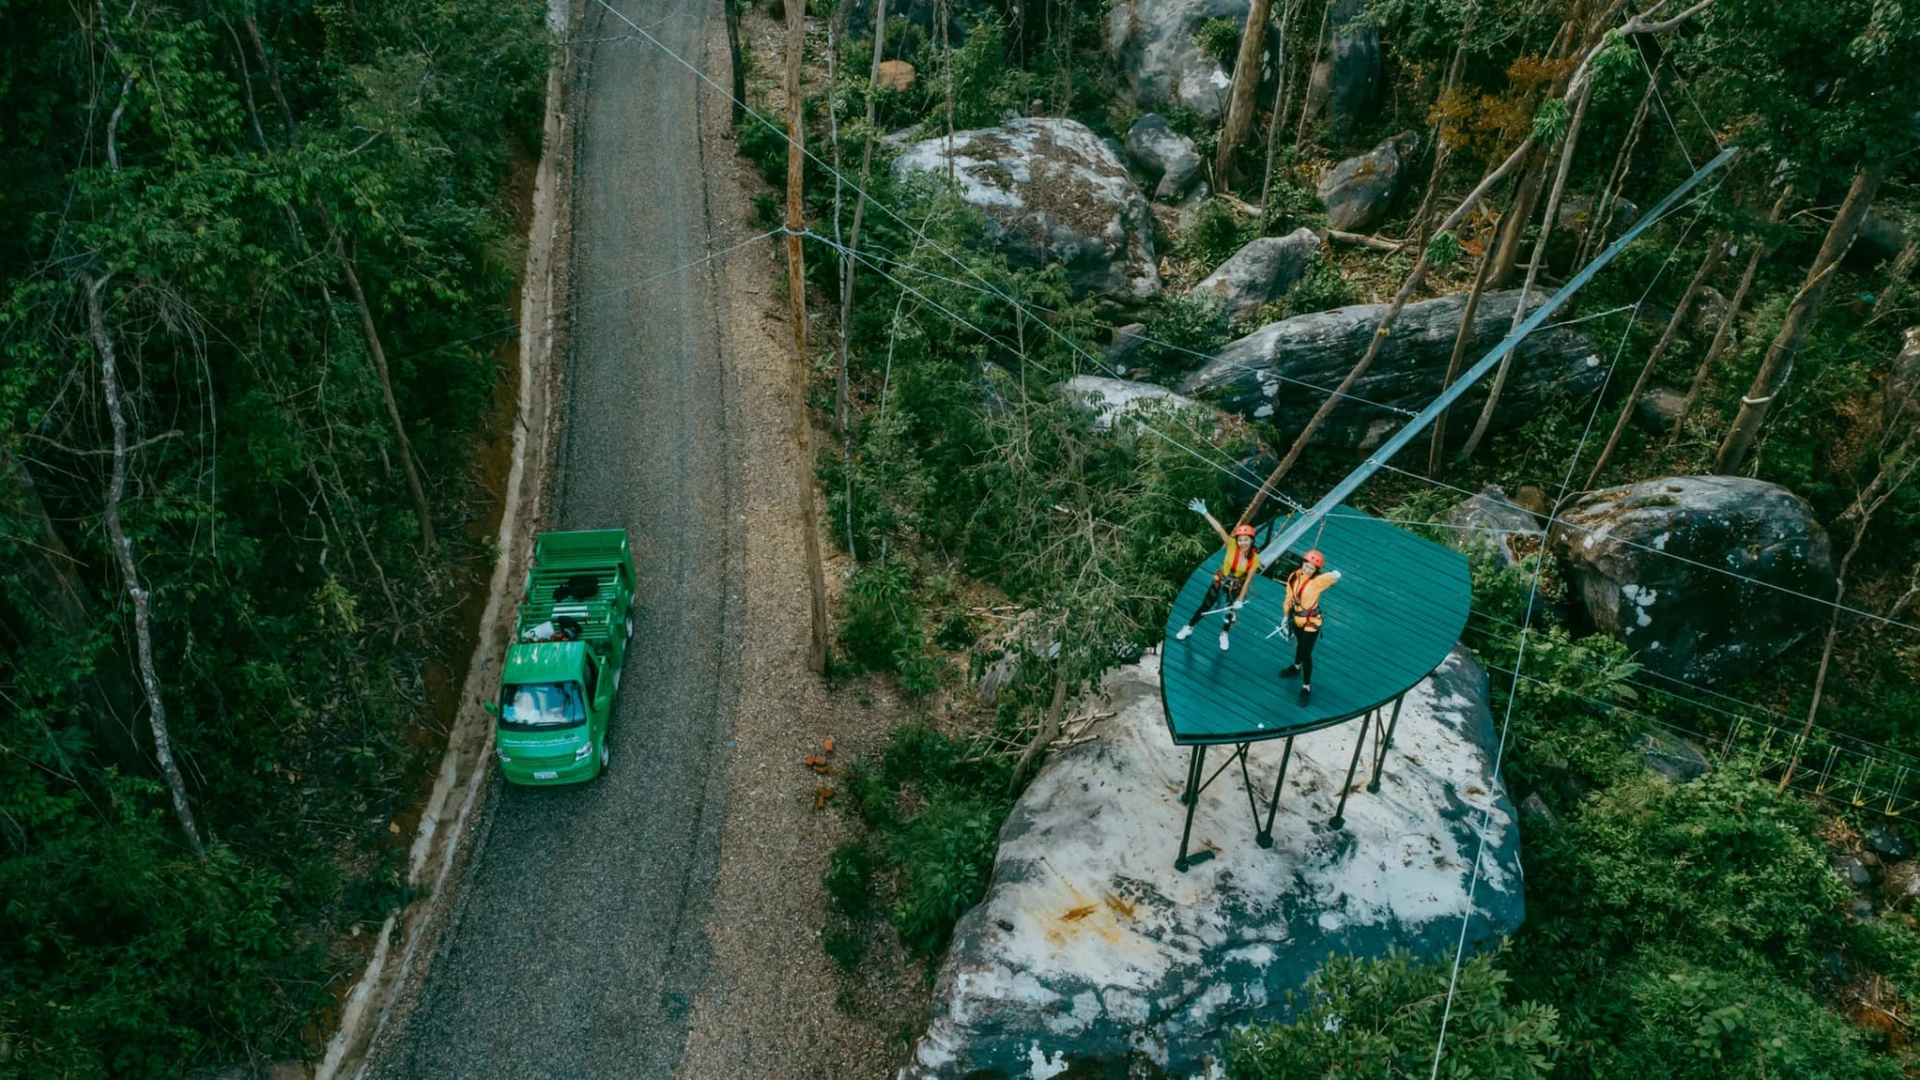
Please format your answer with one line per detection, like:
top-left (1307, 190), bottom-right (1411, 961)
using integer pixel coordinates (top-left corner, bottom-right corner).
top-left (1279, 664), bottom-right (1300, 678)
top-left (1299, 684), bottom-right (1312, 703)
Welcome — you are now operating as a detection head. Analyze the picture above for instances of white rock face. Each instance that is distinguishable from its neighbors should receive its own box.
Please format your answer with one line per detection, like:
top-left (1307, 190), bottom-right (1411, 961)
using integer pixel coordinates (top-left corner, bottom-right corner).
top-left (902, 646), bottom-right (1524, 1079)
top-left (1057, 375), bottom-right (1211, 432)
top-left (1105, 0), bottom-right (1254, 121)
top-left (892, 119), bottom-right (1161, 303)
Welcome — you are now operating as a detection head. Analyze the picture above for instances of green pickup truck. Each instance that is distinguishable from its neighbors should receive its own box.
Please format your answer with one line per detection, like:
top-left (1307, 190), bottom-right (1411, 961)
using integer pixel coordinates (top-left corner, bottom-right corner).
top-left (487, 529), bottom-right (636, 786)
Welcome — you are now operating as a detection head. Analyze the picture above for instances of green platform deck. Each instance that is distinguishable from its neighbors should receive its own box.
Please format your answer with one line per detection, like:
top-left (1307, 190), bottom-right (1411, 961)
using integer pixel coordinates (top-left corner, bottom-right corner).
top-left (1160, 506), bottom-right (1471, 745)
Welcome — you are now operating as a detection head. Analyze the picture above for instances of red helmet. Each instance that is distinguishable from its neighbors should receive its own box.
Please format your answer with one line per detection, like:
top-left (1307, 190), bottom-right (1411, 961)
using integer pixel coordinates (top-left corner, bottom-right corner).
top-left (1232, 524), bottom-right (1256, 539)
top-left (1303, 550), bottom-right (1325, 569)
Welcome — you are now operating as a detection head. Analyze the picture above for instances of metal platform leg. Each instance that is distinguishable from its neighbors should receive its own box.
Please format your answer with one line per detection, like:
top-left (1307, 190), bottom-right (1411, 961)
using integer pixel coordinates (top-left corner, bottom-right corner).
top-left (1236, 743), bottom-right (1262, 830)
top-left (1367, 694), bottom-right (1406, 794)
top-left (1329, 709), bottom-right (1373, 830)
top-left (1175, 745), bottom-right (1207, 871)
top-left (1256, 736), bottom-right (1295, 848)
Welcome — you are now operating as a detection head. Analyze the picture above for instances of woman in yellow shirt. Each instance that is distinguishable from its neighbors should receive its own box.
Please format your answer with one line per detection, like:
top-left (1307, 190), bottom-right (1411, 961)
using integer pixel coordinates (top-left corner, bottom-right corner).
top-left (1174, 499), bottom-right (1259, 651)
top-left (1280, 550), bottom-right (1340, 700)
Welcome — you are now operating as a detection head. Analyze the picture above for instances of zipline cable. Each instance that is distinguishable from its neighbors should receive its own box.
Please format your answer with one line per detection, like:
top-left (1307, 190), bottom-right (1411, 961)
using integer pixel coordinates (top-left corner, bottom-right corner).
top-left (1426, 182), bottom-right (1723, 1078)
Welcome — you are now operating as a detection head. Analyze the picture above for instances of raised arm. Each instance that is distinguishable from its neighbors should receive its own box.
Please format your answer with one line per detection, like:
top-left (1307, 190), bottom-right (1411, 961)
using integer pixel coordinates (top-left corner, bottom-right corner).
top-left (1187, 498), bottom-right (1232, 547)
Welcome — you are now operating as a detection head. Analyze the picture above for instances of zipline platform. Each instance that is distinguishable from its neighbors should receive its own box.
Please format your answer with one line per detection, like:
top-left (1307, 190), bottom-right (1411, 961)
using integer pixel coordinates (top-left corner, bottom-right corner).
top-left (1159, 506), bottom-right (1472, 870)
top-left (1160, 506), bottom-right (1472, 745)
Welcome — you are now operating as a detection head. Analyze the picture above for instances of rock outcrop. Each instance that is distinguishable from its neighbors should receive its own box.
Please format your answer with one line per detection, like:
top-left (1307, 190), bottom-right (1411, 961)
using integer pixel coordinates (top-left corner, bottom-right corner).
top-left (1303, 0), bottom-right (1381, 137)
top-left (894, 119), bottom-right (1160, 304)
top-left (1190, 228), bottom-right (1322, 322)
top-left (1549, 476), bottom-right (1836, 684)
top-left (1057, 375), bottom-right (1215, 432)
top-left (1179, 290), bottom-right (1603, 448)
top-left (1635, 387), bottom-right (1687, 432)
top-left (902, 647), bottom-right (1524, 1078)
top-left (1124, 113), bottom-right (1205, 202)
top-left (1445, 485), bottom-right (1545, 568)
top-left (1105, 0), bottom-right (1252, 121)
top-left (1318, 131), bottom-right (1416, 233)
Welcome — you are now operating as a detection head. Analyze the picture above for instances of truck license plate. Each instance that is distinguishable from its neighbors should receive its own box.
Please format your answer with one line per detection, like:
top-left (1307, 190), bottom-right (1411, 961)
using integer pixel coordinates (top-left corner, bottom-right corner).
top-left (533, 770), bottom-right (558, 780)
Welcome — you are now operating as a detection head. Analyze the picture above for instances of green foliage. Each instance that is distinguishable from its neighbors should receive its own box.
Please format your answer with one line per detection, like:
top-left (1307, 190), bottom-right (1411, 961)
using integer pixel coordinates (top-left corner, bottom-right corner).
top-left (1193, 17), bottom-right (1243, 66)
top-left (948, 19), bottom-right (1037, 130)
top-left (838, 563), bottom-right (942, 696)
top-left (0, 1), bottom-right (549, 1072)
top-left (1183, 198), bottom-right (1256, 269)
top-left (1682, 0), bottom-right (1920, 178)
top-left (1254, 252), bottom-right (1355, 324)
top-left (1426, 228), bottom-right (1462, 269)
top-left (1135, 293), bottom-right (1233, 381)
top-left (1223, 950), bottom-right (1562, 1079)
top-left (1260, 169), bottom-right (1326, 237)
top-left (1530, 96), bottom-right (1571, 144)
top-left (824, 727), bottom-right (1013, 963)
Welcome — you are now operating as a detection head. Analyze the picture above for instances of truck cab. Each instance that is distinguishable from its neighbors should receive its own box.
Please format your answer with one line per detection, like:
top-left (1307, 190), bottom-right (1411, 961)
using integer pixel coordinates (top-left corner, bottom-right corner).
top-left (490, 529), bottom-right (636, 785)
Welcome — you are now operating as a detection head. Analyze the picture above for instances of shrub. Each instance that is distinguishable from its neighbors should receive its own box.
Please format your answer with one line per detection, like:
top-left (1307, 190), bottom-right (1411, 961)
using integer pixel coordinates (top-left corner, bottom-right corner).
top-left (1134, 292), bottom-right (1233, 381)
top-left (1222, 949), bottom-right (1562, 1079)
top-left (1182, 198), bottom-right (1254, 270)
top-left (1193, 17), bottom-right (1242, 66)
top-left (887, 789), bottom-right (1007, 956)
top-left (1252, 253), bottom-right (1354, 324)
top-left (1260, 171), bottom-right (1325, 236)
top-left (838, 563), bottom-right (941, 695)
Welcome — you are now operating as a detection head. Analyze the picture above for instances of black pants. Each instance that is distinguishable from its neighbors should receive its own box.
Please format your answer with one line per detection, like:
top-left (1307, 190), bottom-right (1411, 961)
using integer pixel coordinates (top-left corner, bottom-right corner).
top-left (1292, 626), bottom-right (1319, 684)
top-left (1186, 576), bottom-right (1244, 631)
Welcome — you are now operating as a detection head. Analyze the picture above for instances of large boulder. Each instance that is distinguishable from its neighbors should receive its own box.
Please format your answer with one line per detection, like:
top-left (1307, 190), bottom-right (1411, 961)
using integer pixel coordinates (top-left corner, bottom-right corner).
top-left (1549, 476), bottom-right (1836, 684)
top-left (1057, 375), bottom-right (1216, 432)
top-left (1446, 485), bottom-right (1545, 568)
top-left (1853, 209), bottom-right (1909, 267)
top-left (1105, 0), bottom-right (1252, 122)
top-left (902, 647), bottom-right (1524, 1079)
top-left (1124, 113), bottom-right (1206, 203)
top-left (1550, 193), bottom-right (1640, 269)
top-left (1303, 0), bottom-right (1381, 138)
top-left (893, 119), bottom-right (1161, 304)
top-left (1179, 290), bottom-right (1604, 449)
top-left (1318, 132), bottom-right (1417, 233)
top-left (1190, 228), bottom-right (1322, 322)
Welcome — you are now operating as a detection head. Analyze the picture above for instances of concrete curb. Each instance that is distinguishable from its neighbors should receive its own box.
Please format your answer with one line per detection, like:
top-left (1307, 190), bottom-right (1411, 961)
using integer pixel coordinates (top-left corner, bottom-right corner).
top-left (314, 2), bottom-right (574, 1076)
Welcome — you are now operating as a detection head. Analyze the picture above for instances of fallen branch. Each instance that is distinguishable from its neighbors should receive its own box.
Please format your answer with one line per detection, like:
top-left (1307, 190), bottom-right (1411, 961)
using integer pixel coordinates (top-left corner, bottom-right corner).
top-left (85, 272), bottom-right (204, 856)
top-left (1328, 230), bottom-right (1406, 253)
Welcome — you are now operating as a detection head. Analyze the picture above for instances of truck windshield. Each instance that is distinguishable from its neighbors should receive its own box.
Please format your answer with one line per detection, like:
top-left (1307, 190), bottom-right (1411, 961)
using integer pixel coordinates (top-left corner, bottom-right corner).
top-left (499, 682), bottom-right (586, 729)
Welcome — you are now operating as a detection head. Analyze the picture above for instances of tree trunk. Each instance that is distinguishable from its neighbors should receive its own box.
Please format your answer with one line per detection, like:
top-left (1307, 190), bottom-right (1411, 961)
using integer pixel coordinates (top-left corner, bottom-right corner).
top-left (1292, 0), bottom-right (1332, 147)
top-left (1488, 147), bottom-right (1549, 286)
top-left (1715, 161), bottom-right (1888, 474)
top-left (1778, 408), bottom-right (1920, 793)
top-left (84, 273), bottom-right (204, 856)
top-left (1408, 38), bottom-right (1470, 239)
top-left (1258, 0), bottom-right (1300, 210)
top-left (1459, 78), bottom-right (1594, 462)
top-left (1011, 669), bottom-right (1069, 794)
top-left (785, 0), bottom-right (830, 674)
top-left (1428, 213), bottom-right (1508, 474)
top-left (1586, 234), bottom-right (1729, 486)
top-left (940, 0), bottom-right (956, 183)
top-left (1671, 187), bottom-right (1790, 441)
top-left (318, 206), bottom-right (436, 552)
top-left (1236, 143), bottom-right (1529, 524)
top-left (1575, 67), bottom-right (1656, 269)
top-left (1215, 0), bottom-right (1274, 191)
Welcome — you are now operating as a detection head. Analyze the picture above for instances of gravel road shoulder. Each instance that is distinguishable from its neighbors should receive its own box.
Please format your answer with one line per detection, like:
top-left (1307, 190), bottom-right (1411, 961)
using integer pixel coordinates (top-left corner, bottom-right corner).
top-left (671, 19), bottom-right (925, 1080)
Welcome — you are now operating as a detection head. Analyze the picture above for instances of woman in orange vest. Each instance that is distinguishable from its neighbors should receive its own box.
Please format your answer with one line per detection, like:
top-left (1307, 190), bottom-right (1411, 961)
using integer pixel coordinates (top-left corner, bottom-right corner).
top-left (1280, 550), bottom-right (1340, 700)
top-left (1174, 499), bottom-right (1259, 651)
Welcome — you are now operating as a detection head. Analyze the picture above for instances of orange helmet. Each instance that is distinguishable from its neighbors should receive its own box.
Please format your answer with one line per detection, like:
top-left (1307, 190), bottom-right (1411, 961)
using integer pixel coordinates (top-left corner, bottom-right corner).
top-left (1303, 550), bottom-right (1325, 569)
top-left (1232, 524), bottom-right (1256, 539)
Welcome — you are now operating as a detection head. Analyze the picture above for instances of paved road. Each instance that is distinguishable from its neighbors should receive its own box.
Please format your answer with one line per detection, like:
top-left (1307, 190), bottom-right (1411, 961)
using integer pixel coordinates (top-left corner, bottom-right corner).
top-left (369, 0), bottom-right (739, 1075)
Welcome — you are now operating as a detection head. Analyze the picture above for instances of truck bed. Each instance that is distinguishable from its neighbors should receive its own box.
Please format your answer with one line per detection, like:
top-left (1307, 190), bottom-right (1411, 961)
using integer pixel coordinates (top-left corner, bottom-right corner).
top-left (515, 530), bottom-right (634, 644)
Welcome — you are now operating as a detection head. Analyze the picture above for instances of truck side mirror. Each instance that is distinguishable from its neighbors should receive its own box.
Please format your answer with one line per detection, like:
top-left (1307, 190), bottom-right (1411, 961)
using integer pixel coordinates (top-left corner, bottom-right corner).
top-left (484, 701), bottom-right (499, 717)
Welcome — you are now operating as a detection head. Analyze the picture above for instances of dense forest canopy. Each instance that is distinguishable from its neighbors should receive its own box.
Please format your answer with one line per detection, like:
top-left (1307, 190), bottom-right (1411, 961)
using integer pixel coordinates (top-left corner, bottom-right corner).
top-left (0, 0), bottom-right (548, 1074)
top-left (765, 0), bottom-right (1920, 1073)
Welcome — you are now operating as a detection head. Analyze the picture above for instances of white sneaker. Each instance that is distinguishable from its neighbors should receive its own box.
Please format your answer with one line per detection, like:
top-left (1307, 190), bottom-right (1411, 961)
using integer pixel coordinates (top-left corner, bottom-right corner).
top-left (1219, 631), bottom-right (1231, 651)
top-left (1175, 625), bottom-right (1193, 641)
